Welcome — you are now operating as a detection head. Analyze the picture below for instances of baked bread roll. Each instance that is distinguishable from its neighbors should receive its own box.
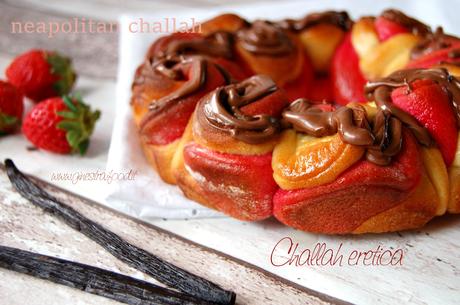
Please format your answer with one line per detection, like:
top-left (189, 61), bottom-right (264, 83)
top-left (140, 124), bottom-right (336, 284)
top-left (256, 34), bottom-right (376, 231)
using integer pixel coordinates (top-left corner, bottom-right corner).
top-left (132, 32), bottom-right (249, 183)
top-left (131, 9), bottom-right (460, 234)
top-left (173, 75), bottom-right (288, 220)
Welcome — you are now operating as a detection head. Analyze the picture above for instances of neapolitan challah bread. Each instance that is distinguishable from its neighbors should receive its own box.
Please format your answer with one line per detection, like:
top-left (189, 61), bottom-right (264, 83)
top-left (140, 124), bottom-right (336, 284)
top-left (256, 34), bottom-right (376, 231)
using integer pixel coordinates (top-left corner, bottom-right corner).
top-left (131, 9), bottom-right (460, 234)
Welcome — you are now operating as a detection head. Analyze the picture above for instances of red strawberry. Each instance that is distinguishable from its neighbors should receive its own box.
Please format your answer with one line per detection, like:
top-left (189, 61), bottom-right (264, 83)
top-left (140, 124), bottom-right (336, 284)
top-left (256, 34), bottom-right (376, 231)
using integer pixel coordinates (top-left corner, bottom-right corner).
top-left (22, 96), bottom-right (100, 154)
top-left (6, 49), bottom-right (76, 102)
top-left (330, 32), bottom-right (367, 105)
top-left (392, 79), bottom-right (458, 165)
top-left (0, 80), bottom-right (24, 134)
top-left (374, 16), bottom-right (409, 41)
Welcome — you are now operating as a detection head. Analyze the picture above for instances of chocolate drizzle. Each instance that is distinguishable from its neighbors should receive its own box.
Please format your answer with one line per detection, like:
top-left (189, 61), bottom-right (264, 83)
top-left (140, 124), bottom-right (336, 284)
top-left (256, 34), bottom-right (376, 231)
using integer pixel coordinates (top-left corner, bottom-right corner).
top-left (281, 99), bottom-right (402, 165)
top-left (411, 27), bottom-right (459, 59)
top-left (365, 68), bottom-right (460, 128)
top-left (199, 75), bottom-right (281, 143)
top-left (236, 11), bottom-right (353, 55)
top-left (280, 67), bottom-right (460, 165)
top-left (136, 11), bottom-right (460, 166)
top-left (366, 111), bottom-right (403, 165)
top-left (159, 31), bottom-right (235, 59)
top-left (151, 56), bottom-right (207, 113)
top-left (236, 20), bottom-right (294, 55)
top-left (282, 99), bottom-right (374, 146)
top-left (139, 55), bottom-right (208, 131)
top-left (277, 11), bottom-right (353, 32)
top-left (381, 9), bottom-right (431, 36)
top-left (449, 48), bottom-right (460, 59)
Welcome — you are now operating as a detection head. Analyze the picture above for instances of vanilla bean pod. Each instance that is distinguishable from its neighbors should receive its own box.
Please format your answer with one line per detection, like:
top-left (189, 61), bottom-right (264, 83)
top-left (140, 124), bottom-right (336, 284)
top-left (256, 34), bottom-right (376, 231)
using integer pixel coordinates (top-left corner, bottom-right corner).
top-left (4, 159), bottom-right (236, 305)
top-left (0, 245), bottom-right (217, 305)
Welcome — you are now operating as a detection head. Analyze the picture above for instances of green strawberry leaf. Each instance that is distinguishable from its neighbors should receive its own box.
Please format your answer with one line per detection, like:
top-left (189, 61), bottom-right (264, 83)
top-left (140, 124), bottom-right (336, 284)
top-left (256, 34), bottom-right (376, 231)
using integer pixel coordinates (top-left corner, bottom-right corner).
top-left (66, 129), bottom-right (82, 147)
top-left (78, 139), bottom-right (90, 155)
top-left (0, 112), bottom-right (19, 133)
top-left (46, 52), bottom-right (76, 95)
top-left (56, 95), bottom-right (101, 155)
top-left (73, 92), bottom-right (83, 103)
top-left (92, 110), bottom-right (101, 121)
top-left (57, 120), bottom-right (80, 131)
top-left (56, 110), bottom-right (78, 119)
top-left (62, 95), bottom-right (77, 112)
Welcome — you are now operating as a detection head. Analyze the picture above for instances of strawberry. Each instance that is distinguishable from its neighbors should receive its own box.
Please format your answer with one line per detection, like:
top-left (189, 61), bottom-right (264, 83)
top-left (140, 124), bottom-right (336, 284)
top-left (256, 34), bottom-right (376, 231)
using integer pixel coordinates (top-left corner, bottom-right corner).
top-left (374, 16), bottom-right (409, 41)
top-left (22, 95), bottom-right (100, 155)
top-left (392, 79), bottom-right (458, 165)
top-left (0, 80), bottom-right (24, 135)
top-left (6, 49), bottom-right (76, 102)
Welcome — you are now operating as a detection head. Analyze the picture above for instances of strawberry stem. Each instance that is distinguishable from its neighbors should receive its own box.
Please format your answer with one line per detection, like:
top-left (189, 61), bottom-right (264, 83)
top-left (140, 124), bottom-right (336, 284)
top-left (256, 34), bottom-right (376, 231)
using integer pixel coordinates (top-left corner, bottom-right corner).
top-left (0, 112), bottom-right (19, 133)
top-left (46, 52), bottom-right (76, 95)
top-left (56, 95), bottom-right (101, 155)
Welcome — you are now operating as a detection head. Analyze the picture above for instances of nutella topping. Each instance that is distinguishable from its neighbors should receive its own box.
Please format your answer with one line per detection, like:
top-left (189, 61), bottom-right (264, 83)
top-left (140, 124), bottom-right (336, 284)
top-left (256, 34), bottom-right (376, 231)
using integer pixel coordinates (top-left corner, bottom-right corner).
top-left (199, 75), bottom-right (281, 144)
top-left (449, 48), bottom-right (460, 59)
top-left (282, 99), bottom-right (374, 146)
top-left (236, 20), bottom-right (294, 55)
top-left (278, 11), bottom-right (353, 32)
top-left (152, 56), bottom-right (207, 111)
top-left (281, 99), bottom-right (401, 165)
top-left (365, 68), bottom-right (460, 127)
top-left (137, 12), bottom-right (460, 166)
top-left (366, 111), bottom-right (403, 165)
top-left (160, 31), bottom-right (234, 59)
top-left (381, 9), bottom-right (432, 36)
top-left (411, 27), bottom-right (459, 59)
top-left (139, 56), bottom-right (208, 131)
top-left (282, 67), bottom-right (460, 166)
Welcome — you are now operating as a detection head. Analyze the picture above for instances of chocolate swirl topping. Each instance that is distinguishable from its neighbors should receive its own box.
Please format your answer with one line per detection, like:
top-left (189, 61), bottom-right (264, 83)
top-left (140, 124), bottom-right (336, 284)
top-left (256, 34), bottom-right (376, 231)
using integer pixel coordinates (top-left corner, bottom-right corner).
top-left (137, 12), bottom-right (460, 166)
top-left (236, 20), bottom-right (294, 55)
top-left (366, 111), bottom-right (403, 165)
top-left (365, 68), bottom-right (460, 128)
top-left (159, 31), bottom-right (235, 59)
top-left (281, 99), bottom-right (401, 165)
top-left (138, 55), bottom-right (210, 132)
top-left (199, 75), bottom-right (281, 144)
top-left (277, 11), bottom-right (353, 32)
top-left (449, 49), bottom-right (460, 59)
top-left (150, 56), bottom-right (207, 113)
top-left (381, 9), bottom-right (432, 36)
top-left (282, 99), bottom-right (374, 146)
top-left (411, 27), bottom-right (459, 59)
top-left (281, 68), bottom-right (460, 165)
